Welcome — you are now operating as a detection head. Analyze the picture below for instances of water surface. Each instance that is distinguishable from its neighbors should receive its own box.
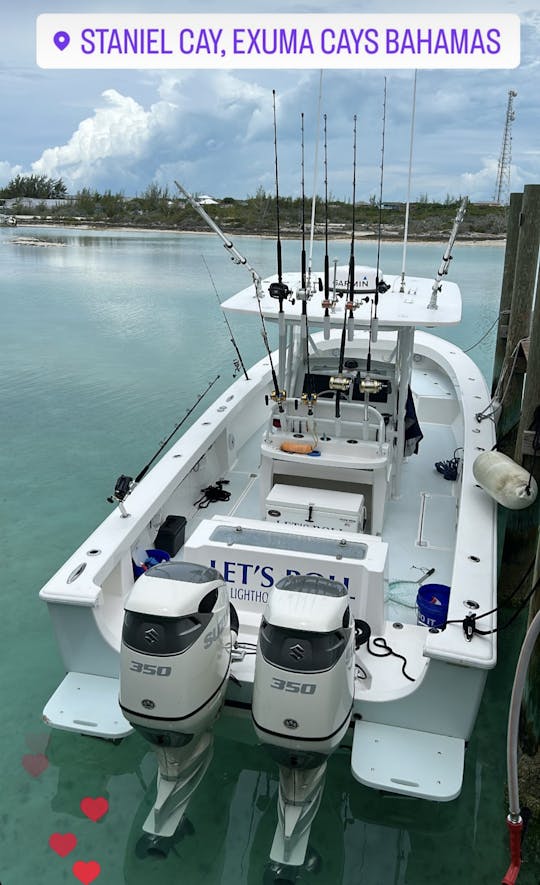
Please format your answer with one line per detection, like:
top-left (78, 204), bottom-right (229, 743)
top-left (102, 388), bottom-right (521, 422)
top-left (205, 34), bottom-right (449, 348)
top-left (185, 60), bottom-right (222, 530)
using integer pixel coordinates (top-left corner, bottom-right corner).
top-left (1, 226), bottom-right (536, 884)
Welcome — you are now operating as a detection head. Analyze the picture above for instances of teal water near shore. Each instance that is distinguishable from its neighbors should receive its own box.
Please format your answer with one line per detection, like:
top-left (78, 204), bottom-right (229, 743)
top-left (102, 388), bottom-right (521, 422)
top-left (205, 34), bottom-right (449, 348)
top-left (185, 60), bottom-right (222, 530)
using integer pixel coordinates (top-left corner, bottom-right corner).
top-left (1, 226), bottom-right (537, 883)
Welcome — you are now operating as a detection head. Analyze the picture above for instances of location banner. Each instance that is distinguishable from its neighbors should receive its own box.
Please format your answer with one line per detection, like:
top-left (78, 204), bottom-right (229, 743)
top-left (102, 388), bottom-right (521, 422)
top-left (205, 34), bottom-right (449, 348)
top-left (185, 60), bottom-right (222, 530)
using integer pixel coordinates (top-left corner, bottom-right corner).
top-left (36, 13), bottom-right (520, 69)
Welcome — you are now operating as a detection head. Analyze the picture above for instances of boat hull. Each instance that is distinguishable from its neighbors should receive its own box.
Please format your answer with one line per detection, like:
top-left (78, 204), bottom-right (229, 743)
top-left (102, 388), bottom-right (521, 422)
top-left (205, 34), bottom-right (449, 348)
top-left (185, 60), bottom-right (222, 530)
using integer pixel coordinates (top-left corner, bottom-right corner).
top-left (40, 329), bottom-right (497, 801)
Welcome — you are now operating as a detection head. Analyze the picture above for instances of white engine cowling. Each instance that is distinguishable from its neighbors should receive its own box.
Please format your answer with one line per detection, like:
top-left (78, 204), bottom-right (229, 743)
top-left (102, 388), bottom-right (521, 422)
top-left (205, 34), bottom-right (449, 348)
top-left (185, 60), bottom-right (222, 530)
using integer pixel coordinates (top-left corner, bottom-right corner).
top-left (119, 561), bottom-right (231, 743)
top-left (252, 574), bottom-right (354, 767)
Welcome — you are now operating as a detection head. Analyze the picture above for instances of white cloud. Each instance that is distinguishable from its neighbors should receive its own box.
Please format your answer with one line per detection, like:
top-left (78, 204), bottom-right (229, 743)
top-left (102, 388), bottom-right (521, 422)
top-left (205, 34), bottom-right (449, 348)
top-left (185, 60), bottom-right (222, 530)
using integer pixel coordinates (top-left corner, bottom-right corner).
top-left (0, 160), bottom-right (22, 186)
top-left (26, 72), bottom-right (279, 194)
top-left (31, 88), bottom-right (175, 189)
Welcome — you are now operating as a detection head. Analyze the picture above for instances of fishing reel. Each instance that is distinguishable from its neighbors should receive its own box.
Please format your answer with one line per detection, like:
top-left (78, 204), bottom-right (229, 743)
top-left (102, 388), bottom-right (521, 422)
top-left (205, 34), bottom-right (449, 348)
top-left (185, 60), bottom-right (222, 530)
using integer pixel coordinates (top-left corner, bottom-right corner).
top-left (269, 389), bottom-right (287, 406)
top-left (107, 474), bottom-right (134, 517)
top-left (268, 280), bottom-right (292, 308)
top-left (329, 375), bottom-right (352, 393)
top-left (301, 392), bottom-right (317, 414)
top-left (107, 474), bottom-right (133, 503)
top-left (359, 377), bottom-right (383, 395)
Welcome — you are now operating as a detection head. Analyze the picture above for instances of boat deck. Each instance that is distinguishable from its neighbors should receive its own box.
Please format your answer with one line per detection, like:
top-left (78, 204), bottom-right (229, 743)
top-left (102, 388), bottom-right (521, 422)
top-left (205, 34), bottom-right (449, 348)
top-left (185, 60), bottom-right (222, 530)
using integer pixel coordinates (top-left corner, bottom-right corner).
top-left (179, 408), bottom-right (458, 626)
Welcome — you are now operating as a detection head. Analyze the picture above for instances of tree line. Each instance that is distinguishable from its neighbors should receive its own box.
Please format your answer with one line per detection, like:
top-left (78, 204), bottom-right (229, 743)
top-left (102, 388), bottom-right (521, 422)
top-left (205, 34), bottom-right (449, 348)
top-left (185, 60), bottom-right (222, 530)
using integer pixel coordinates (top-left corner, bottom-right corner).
top-left (0, 175), bottom-right (508, 237)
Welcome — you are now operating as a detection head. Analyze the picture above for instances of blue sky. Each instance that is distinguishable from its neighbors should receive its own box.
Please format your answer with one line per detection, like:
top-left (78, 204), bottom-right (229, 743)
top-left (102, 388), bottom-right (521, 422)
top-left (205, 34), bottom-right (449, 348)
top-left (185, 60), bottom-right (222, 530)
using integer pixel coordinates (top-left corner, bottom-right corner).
top-left (1, 1), bottom-right (538, 202)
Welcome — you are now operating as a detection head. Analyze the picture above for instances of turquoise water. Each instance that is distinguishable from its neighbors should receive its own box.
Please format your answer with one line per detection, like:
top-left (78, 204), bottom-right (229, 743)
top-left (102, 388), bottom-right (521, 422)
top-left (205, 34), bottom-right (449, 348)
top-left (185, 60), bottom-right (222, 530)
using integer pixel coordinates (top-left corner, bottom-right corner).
top-left (1, 226), bottom-right (537, 884)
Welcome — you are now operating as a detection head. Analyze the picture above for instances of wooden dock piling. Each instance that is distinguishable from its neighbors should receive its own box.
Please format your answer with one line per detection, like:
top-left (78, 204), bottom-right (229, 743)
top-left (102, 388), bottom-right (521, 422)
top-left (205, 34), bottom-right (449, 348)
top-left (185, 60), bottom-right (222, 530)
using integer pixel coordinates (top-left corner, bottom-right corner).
top-left (495, 184), bottom-right (540, 610)
top-left (494, 186), bottom-right (540, 793)
top-left (491, 191), bottom-right (522, 395)
top-left (495, 184), bottom-right (540, 463)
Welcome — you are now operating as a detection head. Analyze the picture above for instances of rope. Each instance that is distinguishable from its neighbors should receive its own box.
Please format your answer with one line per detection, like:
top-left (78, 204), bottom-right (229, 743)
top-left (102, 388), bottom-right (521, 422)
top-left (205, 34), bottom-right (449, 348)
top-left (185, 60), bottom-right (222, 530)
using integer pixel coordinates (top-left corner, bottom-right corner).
top-left (476, 337), bottom-right (525, 424)
top-left (463, 310), bottom-right (508, 353)
top-left (368, 636), bottom-right (415, 682)
top-left (194, 480), bottom-right (231, 509)
top-left (444, 558), bottom-right (539, 639)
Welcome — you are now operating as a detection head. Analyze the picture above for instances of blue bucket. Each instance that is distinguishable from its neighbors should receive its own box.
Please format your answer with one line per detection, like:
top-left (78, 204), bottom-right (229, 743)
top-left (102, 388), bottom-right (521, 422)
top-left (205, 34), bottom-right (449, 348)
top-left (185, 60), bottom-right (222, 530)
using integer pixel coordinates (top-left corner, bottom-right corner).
top-left (133, 548), bottom-right (170, 579)
top-left (416, 583), bottom-right (450, 628)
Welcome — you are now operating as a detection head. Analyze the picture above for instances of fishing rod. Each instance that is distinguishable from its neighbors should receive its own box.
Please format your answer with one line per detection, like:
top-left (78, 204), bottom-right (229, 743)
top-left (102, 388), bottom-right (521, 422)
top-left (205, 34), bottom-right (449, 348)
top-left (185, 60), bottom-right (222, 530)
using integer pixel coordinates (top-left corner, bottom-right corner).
top-left (201, 254), bottom-right (249, 381)
top-left (346, 115), bottom-right (358, 346)
top-left (373, 77), bottom-right (388, 343)
top-left (307, 70), bottom-right (324, 286)
top-left (335, 115), bottom-right (357, 421)
top-left (322, 113), bottom-right (331, 341)
top-left (107, 374), bottom-right (221, 516)
top-left (269, 90), bottom-right (291, 312)
top-left (175, 180), bottom-right (284, 409)
top-left (269, 90), bottom-right (291, 399)
top-left (301, 112), bottom-right (307, 290)
top-left (299, 113), bottom-right (315, 414)
top-left (427, 196), bottom-right (468, 310)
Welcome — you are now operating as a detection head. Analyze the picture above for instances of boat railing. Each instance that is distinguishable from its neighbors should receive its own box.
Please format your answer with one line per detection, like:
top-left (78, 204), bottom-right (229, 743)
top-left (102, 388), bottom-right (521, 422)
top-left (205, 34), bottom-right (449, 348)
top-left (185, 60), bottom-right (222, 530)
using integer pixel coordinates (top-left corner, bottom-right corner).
top-left (270, 398), bottom-right (386, 443)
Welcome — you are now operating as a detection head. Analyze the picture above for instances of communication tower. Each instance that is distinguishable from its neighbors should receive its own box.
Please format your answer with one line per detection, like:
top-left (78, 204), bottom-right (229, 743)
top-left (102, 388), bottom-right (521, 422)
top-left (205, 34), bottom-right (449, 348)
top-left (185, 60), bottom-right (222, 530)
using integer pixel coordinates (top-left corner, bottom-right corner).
top-left (493, 90), bottom-right (517, 204)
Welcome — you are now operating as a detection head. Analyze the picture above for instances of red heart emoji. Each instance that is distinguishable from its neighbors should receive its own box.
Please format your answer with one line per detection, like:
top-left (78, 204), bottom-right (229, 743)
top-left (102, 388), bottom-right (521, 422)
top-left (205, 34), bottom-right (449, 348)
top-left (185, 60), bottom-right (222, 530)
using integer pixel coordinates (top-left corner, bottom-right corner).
top-left (49, 832), bottom-right (77, 857)
top-left (22, 753), bottom-right (49, 777)
top-left (72, 860), bottom-right (101, 884)
top-left (80, 796), bottom-right (109, 822)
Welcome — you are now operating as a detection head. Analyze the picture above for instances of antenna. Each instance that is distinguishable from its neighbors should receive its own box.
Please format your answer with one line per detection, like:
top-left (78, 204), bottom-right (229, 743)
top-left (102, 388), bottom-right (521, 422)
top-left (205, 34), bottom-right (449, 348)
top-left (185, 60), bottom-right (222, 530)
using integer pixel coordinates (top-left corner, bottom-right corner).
top-left (494, 89), bottom-right (517, 205)
top-left (400, 70), bottom-right (418, 291)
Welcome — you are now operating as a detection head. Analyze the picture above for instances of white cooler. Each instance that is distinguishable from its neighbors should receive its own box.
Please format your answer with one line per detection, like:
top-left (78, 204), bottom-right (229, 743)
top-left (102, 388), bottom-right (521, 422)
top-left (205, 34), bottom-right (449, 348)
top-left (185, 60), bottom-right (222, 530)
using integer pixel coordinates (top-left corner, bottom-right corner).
top-left (265, 483), bottom-right (365, 532)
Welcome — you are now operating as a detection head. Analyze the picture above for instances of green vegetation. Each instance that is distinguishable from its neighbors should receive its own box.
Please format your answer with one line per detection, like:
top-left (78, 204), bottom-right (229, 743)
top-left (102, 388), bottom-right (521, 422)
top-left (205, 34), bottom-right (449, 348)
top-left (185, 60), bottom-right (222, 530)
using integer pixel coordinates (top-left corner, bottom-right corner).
top-left (1, 177), bottom-right (508, 239)
top-left (0, 174), bottom-right (67, 199)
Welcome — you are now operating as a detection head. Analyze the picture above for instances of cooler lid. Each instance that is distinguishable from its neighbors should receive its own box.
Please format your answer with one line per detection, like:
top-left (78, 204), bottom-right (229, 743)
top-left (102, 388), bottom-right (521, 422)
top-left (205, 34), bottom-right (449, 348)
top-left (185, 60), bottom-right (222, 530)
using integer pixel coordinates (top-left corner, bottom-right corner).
top-left (266, 483), bottom-right (365, 516)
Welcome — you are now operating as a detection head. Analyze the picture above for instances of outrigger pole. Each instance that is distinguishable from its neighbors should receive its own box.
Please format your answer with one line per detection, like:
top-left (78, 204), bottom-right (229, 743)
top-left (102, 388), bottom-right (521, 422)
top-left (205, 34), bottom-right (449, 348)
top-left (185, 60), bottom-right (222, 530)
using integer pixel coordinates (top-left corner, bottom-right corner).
top-left (427, 196), bottom-right (468, 310)
top-left (175, 180), bottom-right (284, 411)
top-left (175, 181), bottom-right (263, 298)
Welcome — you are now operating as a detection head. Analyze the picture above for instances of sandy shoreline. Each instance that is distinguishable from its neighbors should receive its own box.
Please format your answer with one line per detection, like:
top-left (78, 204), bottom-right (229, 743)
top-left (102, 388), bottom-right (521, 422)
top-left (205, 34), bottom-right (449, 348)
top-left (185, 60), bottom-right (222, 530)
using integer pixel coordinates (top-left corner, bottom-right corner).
top-left (8, 219), bottom-right (506, 248)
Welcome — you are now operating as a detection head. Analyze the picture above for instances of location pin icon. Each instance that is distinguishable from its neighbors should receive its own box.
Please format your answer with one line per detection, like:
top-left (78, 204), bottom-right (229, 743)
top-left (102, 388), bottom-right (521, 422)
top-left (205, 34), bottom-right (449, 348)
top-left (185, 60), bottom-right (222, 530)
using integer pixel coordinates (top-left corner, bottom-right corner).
top-left (53, 31), bottom-right (70, 51)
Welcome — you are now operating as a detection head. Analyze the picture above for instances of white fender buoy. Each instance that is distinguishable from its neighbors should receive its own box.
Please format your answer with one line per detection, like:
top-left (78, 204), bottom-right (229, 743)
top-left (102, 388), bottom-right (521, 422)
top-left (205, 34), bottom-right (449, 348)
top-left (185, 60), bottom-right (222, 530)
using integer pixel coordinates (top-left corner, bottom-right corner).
top-left (473, 451), bottom-right (538, 510)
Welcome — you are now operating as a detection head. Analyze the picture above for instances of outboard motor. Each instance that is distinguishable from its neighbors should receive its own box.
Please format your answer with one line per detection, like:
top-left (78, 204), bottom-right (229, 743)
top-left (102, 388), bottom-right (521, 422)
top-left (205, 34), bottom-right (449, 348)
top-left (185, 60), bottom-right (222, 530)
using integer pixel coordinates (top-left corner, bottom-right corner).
top-left (252, 575), bottom-right (354, 867)
top-left (119, 561), bottom-right (232, 838)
